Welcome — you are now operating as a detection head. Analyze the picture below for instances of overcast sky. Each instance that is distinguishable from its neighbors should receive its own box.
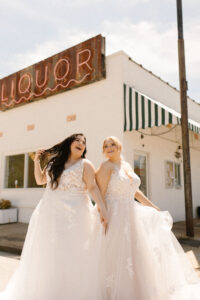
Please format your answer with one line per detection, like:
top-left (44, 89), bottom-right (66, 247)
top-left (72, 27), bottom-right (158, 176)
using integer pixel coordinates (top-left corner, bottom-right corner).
top-left (0, 0), bottom-right (199, 102)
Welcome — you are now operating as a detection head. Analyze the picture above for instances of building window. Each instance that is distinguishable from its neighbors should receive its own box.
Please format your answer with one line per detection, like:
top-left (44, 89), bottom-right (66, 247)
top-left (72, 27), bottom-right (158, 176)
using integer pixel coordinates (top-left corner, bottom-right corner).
top-left (5, 154), bottom-right (25, 188)
top-left (174, 163), bottom-right (181, 188)
top-left (165, 161), bottom-right (181, 189)
top-left (5, 152), bottom-right (42, 189)
top-left (165, 161), bottom-right (174, 188)
top-left (134, 153), bottom-right (148, 196)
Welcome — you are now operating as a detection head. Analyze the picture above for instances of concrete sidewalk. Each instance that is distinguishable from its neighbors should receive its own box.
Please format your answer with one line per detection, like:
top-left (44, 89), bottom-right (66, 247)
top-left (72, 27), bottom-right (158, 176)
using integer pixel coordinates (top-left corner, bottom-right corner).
top-left (172, 218), bottom-right (200, 276)
top-left (0, 223), bottom-right (28, 255)
top-left (173, 218), bottom-right (200, 241)
top-left (1, 220), bottom-right (200, 250)
top-left (1, 219), bottom-right (200, 252)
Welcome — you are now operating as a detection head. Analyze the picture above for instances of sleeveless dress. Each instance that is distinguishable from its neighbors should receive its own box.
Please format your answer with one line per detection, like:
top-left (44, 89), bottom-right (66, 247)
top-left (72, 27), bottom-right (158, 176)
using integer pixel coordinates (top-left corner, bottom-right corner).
top-left (0, 159), bottom-right (103, 300)
top-left (101, 165), bottom-right (200, 300)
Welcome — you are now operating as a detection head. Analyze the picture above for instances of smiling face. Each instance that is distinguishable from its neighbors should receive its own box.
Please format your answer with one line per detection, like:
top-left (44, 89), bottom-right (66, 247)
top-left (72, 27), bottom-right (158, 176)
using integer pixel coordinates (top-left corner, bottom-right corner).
top-left (103, 137), bottom-right (122, 160)
top-left (70, 135), bottom-right (86, 158)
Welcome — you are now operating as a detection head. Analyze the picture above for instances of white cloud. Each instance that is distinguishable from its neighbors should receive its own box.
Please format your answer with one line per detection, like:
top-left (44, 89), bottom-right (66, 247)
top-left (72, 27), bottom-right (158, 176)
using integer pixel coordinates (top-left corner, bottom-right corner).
top-left (185, 21), bottom-right (200, 76)
top-left (102, 18), bottom-right (200, 101)
top-left (103, 19), bottom-right (178, 77)
top-left (117, 0), bottom-right (149, 4)
top-left (43, 0), bottom-right (149, 8)
top-left (4, 19), bottom-right (177, 77)
top-left (4, 30), bottom-right (96, 74)
top-left (0, 0), bottom-right (149, 13)
top-left (1, 16), bottom-right (200, 101)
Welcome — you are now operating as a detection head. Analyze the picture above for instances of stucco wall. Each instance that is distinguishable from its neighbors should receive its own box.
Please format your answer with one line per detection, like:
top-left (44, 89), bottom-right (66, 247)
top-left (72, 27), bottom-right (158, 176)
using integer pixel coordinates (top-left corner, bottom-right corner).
top-left (121, 52), bottom-right (200, 221)
top-left (121, 51), bottom-right (200, 123)
top-left (123, 131), bottom-right (186, 221)
top-left (0, 50), bottom-right (199, 223)
top-left (0, 53), bottom-right (124, 222)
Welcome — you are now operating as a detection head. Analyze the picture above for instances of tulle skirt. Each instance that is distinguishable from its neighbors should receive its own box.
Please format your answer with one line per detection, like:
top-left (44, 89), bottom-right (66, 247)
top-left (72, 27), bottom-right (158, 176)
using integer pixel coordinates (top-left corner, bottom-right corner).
top-left (1, 190), bottom-right (200, 300)
top-left (101, 198), bottom-right (200, 300)
top-left (0, 190), bottom-right (103, 300)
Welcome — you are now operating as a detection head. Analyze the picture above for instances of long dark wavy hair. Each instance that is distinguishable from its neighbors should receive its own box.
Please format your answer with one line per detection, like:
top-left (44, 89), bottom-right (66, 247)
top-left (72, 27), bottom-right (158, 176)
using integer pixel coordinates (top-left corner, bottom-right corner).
top-left (43, 133), bottom-right (86, 189)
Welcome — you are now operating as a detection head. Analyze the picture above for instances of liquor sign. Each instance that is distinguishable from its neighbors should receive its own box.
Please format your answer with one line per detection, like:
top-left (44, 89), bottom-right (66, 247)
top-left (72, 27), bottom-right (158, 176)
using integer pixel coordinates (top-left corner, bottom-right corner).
top-left (0, 35), bottom-right (106, 111)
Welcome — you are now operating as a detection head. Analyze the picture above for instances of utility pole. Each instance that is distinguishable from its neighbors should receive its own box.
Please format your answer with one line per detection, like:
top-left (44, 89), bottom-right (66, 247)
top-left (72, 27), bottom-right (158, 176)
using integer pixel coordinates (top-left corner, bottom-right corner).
top-left (176, 0), bottom-right (194, 237)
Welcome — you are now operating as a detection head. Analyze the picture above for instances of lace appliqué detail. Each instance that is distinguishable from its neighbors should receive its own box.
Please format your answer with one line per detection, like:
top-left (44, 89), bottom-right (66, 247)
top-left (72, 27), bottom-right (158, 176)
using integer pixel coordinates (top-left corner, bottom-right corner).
top-left (46, 159), bottom-right (87, 193)
top-left (106, 274), bottom-right (115, 288)
top-left (83, 239), bottom-right (90, 250)
top-left (112, 201), bottom-right (119, 216)
top-left (106, 167), bottom-right (141, 206)
top-left (124, 221), bottom-right (131, 243)
top-left (126, 257), bottom-right (134, 279)
top-left (66, 207), bottom-right (77, 229)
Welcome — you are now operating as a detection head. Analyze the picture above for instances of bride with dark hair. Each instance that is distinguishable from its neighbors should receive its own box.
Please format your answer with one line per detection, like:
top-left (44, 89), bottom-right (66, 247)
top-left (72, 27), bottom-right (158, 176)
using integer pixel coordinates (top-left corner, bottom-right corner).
top-left (0, 133), bottom-right (107, 300)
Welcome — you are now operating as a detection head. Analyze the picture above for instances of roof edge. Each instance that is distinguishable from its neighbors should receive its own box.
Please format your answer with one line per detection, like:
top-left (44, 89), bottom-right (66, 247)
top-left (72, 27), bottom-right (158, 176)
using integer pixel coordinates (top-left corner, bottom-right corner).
top-left (107, 50), bottom-right (200, 106)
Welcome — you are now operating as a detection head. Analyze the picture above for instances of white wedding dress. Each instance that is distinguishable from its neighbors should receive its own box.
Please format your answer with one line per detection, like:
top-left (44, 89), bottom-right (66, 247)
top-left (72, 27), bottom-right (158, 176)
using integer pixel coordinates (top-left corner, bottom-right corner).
top-left (0, 159), bottom-right (103, 300)
top-left (101, 165), bottom-right (200, 300)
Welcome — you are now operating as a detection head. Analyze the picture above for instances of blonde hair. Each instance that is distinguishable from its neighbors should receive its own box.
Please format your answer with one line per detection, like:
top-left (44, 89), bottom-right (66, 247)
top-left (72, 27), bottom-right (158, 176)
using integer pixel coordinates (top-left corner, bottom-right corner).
top-left (102, 136), bottom-right (122, 153)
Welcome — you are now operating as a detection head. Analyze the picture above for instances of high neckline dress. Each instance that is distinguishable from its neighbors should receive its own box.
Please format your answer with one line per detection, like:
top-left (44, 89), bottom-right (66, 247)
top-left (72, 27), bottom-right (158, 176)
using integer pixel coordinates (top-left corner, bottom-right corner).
top-left (101, 165), bottom-right (200, 300)
top-left (0, 159), bottom-right (103, 300)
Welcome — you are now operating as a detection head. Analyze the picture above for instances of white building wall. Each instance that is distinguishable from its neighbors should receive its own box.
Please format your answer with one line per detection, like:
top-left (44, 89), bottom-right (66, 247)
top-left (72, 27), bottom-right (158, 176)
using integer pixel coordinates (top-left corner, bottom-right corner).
top-left (123, 131), bottom-right (186, 221)
top-left (0, 53), bottom-right (124, 222)
top-left (0, 50), bottom-right (199, 223)
top-left (121, 51), bottom-right (200, 221)
top-left (191, 148), bottom-right (200, 214)
top-left (121, 51), bottom-right (200, 122)
top-left (123, 129), bottom-right (200, 221)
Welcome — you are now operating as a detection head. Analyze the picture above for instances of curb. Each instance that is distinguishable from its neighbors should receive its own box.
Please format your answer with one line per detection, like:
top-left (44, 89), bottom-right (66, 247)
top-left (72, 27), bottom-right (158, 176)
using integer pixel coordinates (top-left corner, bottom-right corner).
top-left (0, 245), bottom-right (22, 256)
top-left (178, 238), bottom-right (200, 248)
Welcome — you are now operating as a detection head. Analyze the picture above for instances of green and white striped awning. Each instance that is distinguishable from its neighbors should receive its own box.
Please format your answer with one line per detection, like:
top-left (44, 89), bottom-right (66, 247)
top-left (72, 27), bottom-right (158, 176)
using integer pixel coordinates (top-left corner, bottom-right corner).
top-left (124, 84), bottom-right (200, 134)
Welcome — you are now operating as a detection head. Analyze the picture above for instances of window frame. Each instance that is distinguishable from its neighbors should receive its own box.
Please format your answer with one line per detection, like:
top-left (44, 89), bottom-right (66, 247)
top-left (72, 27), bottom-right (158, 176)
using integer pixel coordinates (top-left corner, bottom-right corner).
top-left (4, 153), bottom-right (25, 189)
top-left (165, 160), bottom-right (181, 189)
top-left (174, 162), bottom-right (181, 189)
top-left (133, 150), bottom-right (149, 197)
top-left (165, 160), bottom-right (174, 189)
top-left (3, 152), bottom-right (43, 189)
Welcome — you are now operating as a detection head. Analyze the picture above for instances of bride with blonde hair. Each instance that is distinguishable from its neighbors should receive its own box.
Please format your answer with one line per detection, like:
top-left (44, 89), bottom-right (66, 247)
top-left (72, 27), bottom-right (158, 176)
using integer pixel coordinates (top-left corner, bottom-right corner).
top-left (96, 135), bottom-right (200, 300)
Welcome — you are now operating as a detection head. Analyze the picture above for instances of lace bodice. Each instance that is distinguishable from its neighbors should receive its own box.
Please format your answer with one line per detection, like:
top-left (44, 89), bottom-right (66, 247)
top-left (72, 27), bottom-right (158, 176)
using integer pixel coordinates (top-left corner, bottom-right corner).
top-left (106, 165), bottom-right (141, 202)
top-left (46, 159), bottom-right (87, 192)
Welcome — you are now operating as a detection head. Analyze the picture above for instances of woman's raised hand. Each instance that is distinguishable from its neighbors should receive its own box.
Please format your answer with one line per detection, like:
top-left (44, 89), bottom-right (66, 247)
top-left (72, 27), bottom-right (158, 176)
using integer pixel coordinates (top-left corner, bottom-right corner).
top-left (34, 150), bottom-right (45, 162)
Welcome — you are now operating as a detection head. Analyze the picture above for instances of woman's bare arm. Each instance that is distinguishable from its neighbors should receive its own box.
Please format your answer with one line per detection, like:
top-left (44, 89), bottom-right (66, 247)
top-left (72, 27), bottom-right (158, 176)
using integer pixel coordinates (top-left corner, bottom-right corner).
top-left (34, 150), bottom-right (47, 185)
top-left (83, 160), bottom-right (108, 225)
top-left (135, 190), bottom-right (160, 211)
top-left (124, 162), bottom-right (160, 211)
top-left (95, 161), bottom-right (113, 206)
